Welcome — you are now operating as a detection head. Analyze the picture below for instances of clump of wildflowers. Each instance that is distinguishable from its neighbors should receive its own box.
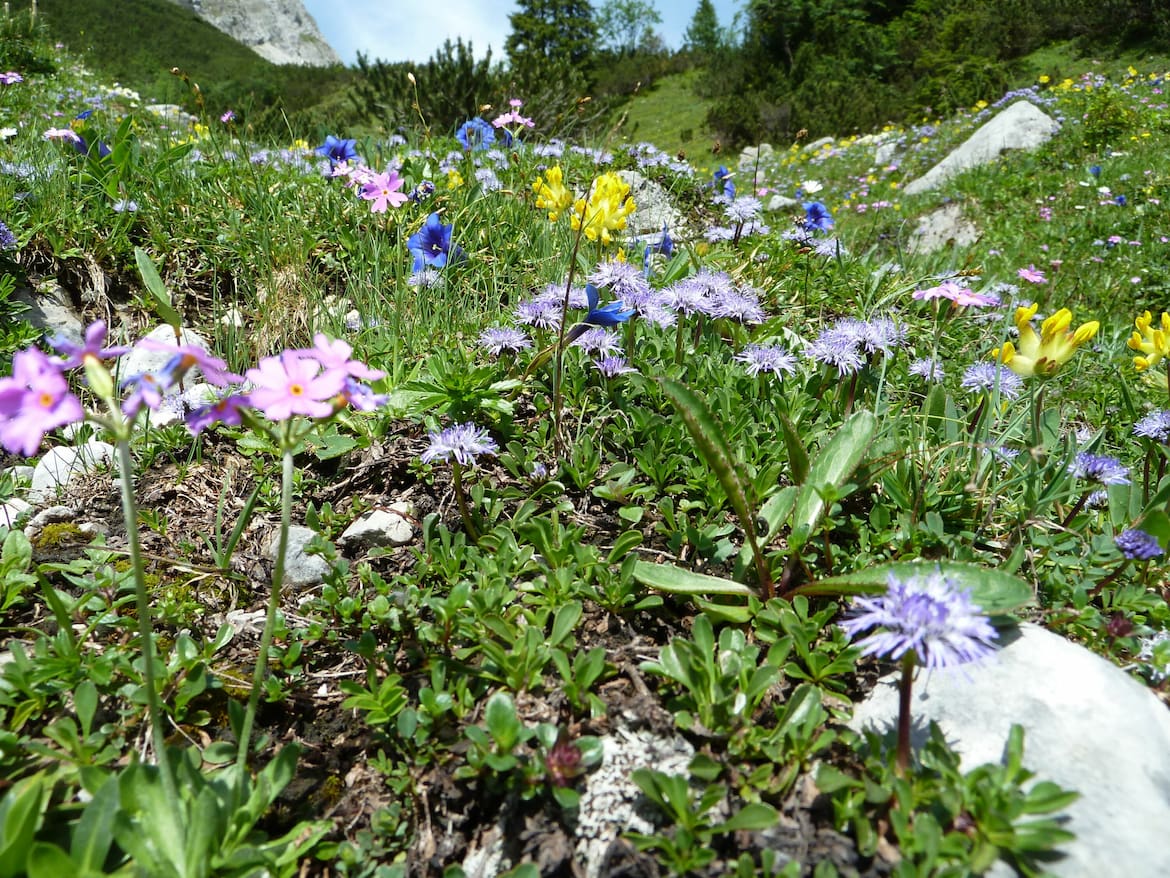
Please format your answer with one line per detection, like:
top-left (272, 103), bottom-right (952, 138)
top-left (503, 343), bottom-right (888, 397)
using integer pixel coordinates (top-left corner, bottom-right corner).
top-left (1127, 311), bottom-right (1170, 372)
top-left (533, 165), bottom-right (573, 222)
top-left (571, 172), bottom-right (635, 246)
top-left (0, 220), bottom-right (16, 250)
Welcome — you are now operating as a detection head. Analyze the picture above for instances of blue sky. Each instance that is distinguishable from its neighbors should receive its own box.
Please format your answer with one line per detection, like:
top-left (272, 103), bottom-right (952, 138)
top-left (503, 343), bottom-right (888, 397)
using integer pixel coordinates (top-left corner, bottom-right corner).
top-left (302, 0), bottom-right (744, 66)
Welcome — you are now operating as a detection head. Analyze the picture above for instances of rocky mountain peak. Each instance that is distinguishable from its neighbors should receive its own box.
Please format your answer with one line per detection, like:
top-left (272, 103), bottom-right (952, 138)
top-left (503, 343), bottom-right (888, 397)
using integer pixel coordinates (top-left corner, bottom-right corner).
top-left (168, 0), bottom-right (340, 67)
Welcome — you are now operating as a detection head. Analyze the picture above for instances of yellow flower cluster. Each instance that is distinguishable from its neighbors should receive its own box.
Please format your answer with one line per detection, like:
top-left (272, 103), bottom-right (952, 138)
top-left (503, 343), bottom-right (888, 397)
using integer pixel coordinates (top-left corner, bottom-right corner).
top-left (532, 165), bottom-right (572, 222)
top-left (1128, 311), bottom-right (1170, 371)
top-left (570, 172), bottom-right (635, 246)
top-left (993, 304), bottom-right (1099, 378)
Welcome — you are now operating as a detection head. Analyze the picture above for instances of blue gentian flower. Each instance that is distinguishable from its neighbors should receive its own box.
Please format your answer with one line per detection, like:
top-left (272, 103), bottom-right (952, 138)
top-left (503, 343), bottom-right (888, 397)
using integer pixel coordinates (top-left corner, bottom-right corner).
top-left (407, 212), bottom-right (464, 272)
top-left (583, 282), bottom-right (636, 327)
top-left (642, 226), bottom-right (674, 277)
top-left (802, 201), bottom-right (834, 233)
top-left (1114, 194), bottom-right (1127, 206)
top-left (712, 165), bottom-right (735, 198)
top-left (1089, 164), bottom-right (1102, 178)
top-left (316, 134), bottom-right (358, 166)
top-left (456, 117), bottom-right (495, 152)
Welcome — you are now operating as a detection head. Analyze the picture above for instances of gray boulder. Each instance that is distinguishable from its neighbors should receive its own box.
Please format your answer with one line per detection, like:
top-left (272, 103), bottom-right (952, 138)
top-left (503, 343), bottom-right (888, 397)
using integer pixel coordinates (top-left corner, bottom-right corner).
top-left (908, 201), bottom-right (980, 255)
top-left (262, 525), bottom-right (332, 589)
top-left (903, 102), bottom-right (1060, 196)
top-left (337, 501), bottom-right (416, 551)
top-left (618, 169), bottom-right (685, 239)
top-left (849, 623), bottom-right (1170, 877)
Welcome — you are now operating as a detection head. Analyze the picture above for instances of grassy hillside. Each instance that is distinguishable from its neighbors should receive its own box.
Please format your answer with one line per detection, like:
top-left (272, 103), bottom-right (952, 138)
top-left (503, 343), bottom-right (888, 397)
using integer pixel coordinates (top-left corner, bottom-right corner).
top-left (5, 0), bottom-right (353, 129)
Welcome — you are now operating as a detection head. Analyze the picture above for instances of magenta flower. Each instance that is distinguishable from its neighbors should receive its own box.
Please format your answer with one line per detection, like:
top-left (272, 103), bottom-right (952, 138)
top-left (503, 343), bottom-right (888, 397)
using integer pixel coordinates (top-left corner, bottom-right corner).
top-left (1017, 265), bottom-right (1047, 284)
top-left (186, 393), bottom-right (248, 435)
top-left (360, 170), bottom-right (408, 213)
top-left (305, 334), bottom-right (384, 382)
top-left (136, 338), bottom-right (242, 387)
top-left (0, 347), bottom-right (84, 455)
top-left (121, 371), bottom-right (170, 417)
top-left (245, 351), bottom-right (346, 421)
top-left (50, 320), bottom-right (129, 368)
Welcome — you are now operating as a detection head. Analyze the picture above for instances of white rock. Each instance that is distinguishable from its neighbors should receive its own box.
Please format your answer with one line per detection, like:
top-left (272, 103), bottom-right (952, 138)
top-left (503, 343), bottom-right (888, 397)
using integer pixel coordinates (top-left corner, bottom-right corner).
top-left (737, 143), bottom-right (775, 174)
top-left (0, 498), bottom-right (31, 527)
top-left (903, 101), bottom-right (1060, 196)
top-left (11, 280), bottom-right (84, 346)
top-left (907, 201), bottom-right (980, 255)
top-left (617, 169), bottom-right (685, 238)
top-left (767, 194), bottom-right (800, 212)
top-left (116, 325), bottom-right (213, 386)
top-left (29, 442), bottom-right (116, 505)
top-left (575, 728), bottom-right (694, 878)
top-left (337, 503), bottom-right (415, 550)
top-left (262, 525), bottom-right (332, 589)
top-left (874, 141), bottom-right (898, 166)
top-left (849, 623), bottom-right (1170, 877)
top-left (802, 136), bottom-right (835, 153)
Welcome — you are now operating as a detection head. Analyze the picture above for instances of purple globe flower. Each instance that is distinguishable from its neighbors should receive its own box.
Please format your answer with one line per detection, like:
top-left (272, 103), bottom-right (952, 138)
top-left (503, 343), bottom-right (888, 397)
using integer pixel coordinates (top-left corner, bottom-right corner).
top-left (420, 422), bottom-right (498, 466)
top-left (1068, 452), bottom-right (1130, 486)
top-left (735, 343), bottom-right (797, 377)
top-left (478, 327), bottom-right (532, 356)
top-left (1115, 529), bottom-right (1164, 561)
top-left (961, 362), bottom-right (1024, 400)
top-left (839, 568), bottom-right (998, 671)
top-left (1134, 410), bottom-right (1170, 444)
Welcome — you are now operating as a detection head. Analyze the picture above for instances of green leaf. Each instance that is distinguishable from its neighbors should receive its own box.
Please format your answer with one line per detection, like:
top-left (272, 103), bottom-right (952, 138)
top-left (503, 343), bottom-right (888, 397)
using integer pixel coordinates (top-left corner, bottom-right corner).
top-left (133, 247), bottom-right (182, 329)
top-left (633, 560), bottom-right (753, 596)
top-left (25, 843), bottom-right (78, 878)
top-left (0, 774), bottom-right (48, 878)
top-left (70, 773), bottom-right (119, 871)
top-left (715, 802), bottom-right (780, 833)
top-left (798, 561), bottom-right (1033, 616)
top-left (791, 410), bottom-right (876, 548)
top-left (777, 411), bottom-right (810, 485)
top-left (755, 486), bottom-right (797, 544)
top-left (657, 377), bottom-right (770, 594)
top-left (484, 692), bottom-right (522, 751)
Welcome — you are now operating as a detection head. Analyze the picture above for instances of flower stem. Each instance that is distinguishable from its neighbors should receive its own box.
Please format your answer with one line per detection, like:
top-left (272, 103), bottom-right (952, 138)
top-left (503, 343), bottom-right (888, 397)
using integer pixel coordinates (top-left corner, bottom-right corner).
top-left (452, 460), bottom-right (480, 542)
top-left (116, 438), bottom-right (180, 810)
top-left (237, 435), bottom-right (294, 774)
top-left (895, 651), bottom-right (916, 777)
